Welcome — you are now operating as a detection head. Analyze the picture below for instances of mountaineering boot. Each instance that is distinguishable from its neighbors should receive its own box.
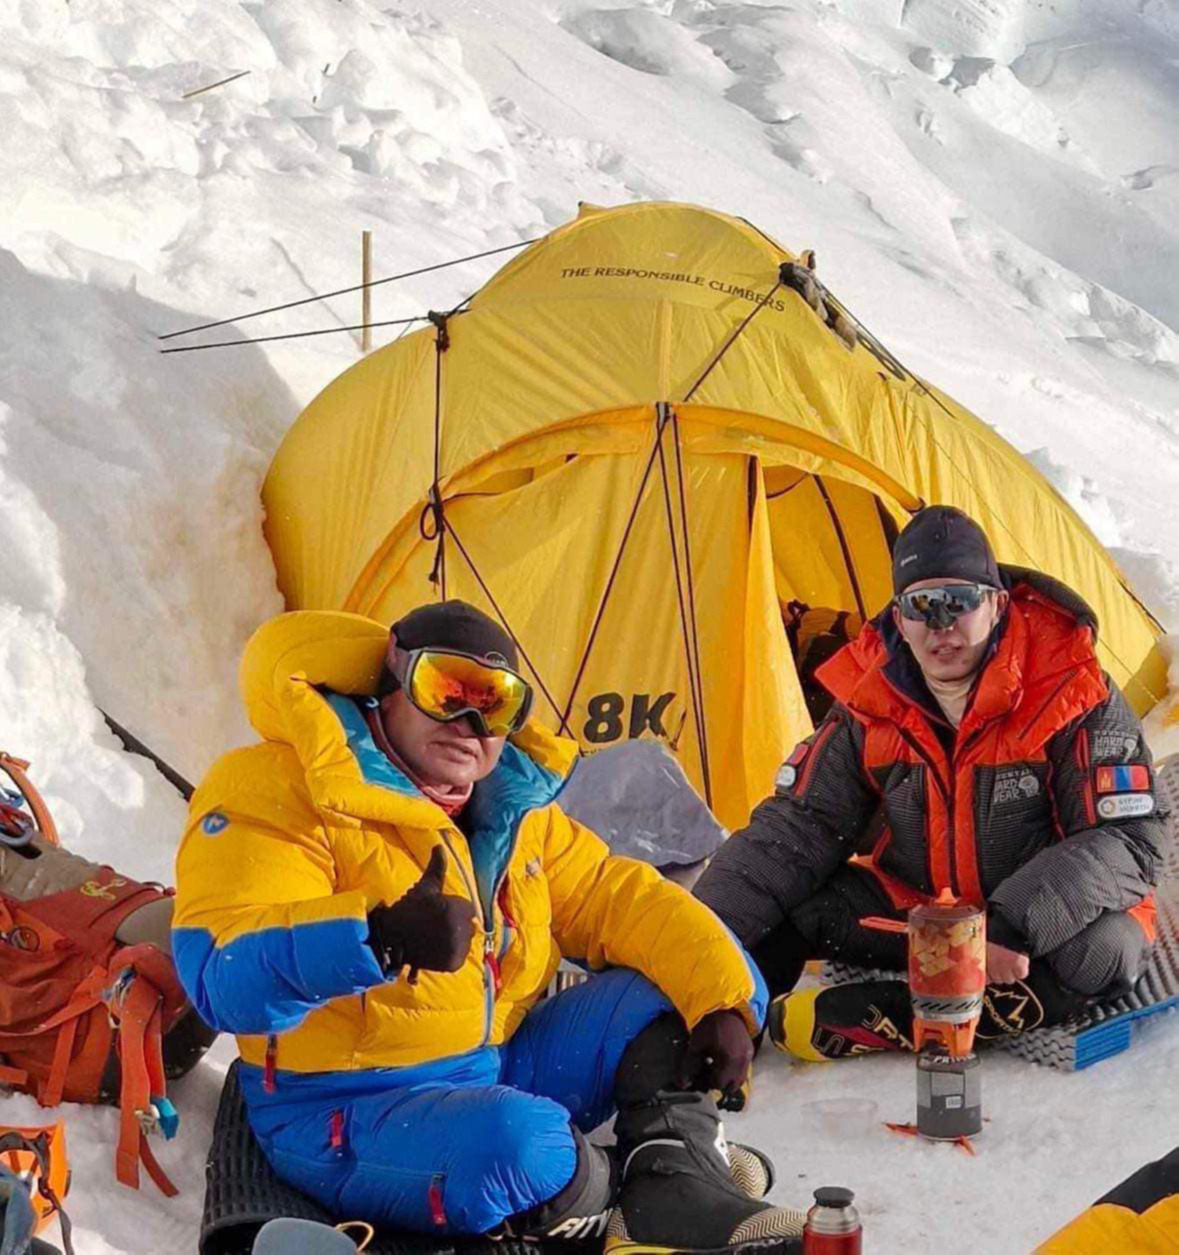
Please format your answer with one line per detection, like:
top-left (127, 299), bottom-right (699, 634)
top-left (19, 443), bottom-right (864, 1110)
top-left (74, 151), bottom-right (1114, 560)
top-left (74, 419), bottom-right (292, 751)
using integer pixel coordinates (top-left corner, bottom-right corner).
top-left (727, 1142), bottom-right (775, 1200)
top-left (975, 966), bottom-right (1088, 1041)
top-left (162, 1006), bottom-right (219, 1079)
top-left (770, 969), bottom-right (1094, 1060)
top-left (606, 1091), bottom-right (805, 1254)
top-left (501, 1129), bottom-right (619, 1242)
top-left (612, 1011), bottom-right (773, 1201)
top-left (768, 981), bottom-right (914, 1060)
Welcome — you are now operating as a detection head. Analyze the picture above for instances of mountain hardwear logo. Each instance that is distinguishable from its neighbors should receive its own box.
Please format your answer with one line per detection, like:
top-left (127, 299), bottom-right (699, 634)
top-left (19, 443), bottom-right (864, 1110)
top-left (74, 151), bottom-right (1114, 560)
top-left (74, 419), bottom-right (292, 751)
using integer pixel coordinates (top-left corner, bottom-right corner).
top-left (992, 769), bottom-right (1040, 806)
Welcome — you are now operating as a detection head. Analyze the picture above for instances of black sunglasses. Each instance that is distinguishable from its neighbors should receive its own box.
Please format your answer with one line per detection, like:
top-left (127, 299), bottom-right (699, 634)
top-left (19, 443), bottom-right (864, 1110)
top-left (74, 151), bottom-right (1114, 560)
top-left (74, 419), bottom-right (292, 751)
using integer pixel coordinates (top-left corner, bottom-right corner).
top-left (896, 583), bottom-right (997, 628)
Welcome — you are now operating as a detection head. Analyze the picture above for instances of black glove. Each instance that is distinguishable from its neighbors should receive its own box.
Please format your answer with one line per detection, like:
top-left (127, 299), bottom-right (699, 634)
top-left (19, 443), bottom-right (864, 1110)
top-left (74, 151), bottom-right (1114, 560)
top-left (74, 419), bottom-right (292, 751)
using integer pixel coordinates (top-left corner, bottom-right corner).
top-left (681, 1009), bottom-right (754, 1101)
top-left (367, 847), bottom-right (476, 982)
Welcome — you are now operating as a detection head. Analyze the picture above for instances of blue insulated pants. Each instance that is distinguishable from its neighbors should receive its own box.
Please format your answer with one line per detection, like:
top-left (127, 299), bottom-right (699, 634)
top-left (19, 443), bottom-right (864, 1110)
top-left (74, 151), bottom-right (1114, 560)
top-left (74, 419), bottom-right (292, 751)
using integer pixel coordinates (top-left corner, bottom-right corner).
top-left (242, 969), bottom-right (675, 1235)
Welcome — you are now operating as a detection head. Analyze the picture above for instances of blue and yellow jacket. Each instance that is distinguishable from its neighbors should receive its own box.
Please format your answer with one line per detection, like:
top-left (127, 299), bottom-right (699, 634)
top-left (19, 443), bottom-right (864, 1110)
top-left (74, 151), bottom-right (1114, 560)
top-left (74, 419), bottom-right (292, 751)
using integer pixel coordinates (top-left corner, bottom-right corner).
top-left (172, 611), bottom-right (764, 1077)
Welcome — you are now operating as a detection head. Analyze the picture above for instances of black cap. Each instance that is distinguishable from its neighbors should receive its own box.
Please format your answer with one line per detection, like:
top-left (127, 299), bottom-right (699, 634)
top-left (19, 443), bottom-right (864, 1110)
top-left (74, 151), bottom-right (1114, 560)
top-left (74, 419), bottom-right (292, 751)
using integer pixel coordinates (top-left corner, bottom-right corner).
top-left (391, 600), bottom-right (519, 670)
top-left (892, 506), bottom-right (1000, 595)
top-left (813, 1187), bottom-right (855, 1208)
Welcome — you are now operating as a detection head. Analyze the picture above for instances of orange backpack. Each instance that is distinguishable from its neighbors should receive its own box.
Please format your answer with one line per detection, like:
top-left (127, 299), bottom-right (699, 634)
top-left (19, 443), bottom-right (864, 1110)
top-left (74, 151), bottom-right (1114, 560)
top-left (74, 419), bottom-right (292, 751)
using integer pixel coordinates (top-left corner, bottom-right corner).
top-left (0, 753), bottom-right (186, 1196)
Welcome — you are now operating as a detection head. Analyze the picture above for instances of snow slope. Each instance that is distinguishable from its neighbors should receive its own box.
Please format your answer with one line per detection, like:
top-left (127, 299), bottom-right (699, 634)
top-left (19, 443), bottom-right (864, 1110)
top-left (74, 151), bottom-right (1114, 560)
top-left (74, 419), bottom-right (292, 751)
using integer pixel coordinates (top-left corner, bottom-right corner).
top-left (2, 0), bottom-right (1179, 1249)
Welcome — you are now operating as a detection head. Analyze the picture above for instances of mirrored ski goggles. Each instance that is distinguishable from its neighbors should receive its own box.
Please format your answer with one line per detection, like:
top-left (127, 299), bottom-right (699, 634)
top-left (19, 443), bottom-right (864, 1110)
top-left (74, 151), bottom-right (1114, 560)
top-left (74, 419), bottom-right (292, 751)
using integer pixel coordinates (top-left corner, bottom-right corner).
top-left (392, 648), bottom-right (533, 737)
top-left (895, 583), bottom-right (997, 628)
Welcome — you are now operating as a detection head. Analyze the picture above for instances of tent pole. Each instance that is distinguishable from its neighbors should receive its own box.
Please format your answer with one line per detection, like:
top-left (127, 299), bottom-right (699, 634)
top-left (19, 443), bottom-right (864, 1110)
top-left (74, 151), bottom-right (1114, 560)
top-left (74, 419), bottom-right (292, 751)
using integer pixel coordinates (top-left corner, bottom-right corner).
top-left (443, 521), bottom-right (571, 737)
top-left (816, 475), bottom-right (868, 621)
top-left (560, 417), bottom-right (667, 730)
top-left (361, 230), bottom-right (372, 354)
top-left (655, 403), bottom-right (712, 811)
top-left (428, 311), bottom-right (450, 598)
top-left (683, 278), bottom-right (783, 403)
top-left (668, 408), bottom-right (713, 810)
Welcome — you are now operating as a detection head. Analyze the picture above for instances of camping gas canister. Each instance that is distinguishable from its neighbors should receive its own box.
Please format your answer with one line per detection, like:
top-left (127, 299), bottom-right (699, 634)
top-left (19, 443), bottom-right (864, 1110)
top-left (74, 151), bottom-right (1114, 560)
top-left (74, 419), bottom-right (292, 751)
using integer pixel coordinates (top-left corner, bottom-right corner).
top-left (802, 1187), bottom-right (861, 1254)
top-left (916, 1046), bottom-right (982, 1140)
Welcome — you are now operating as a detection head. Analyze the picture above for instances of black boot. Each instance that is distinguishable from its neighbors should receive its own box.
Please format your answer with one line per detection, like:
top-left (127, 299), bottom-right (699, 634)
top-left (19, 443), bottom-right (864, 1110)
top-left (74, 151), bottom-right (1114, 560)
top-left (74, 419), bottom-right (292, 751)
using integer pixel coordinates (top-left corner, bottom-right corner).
top-left (614, 1014), bottom-right (778, 1201)
top-left (162, 1006), bottom-right (219, 1079)
top-left (502, 1129), bottom-right (618, 1242)
top-left (502, 1132), bottom-right (775, 1245)
top-left (606, 1091), bottom-right (805, 1254)
top-left (976, 965), bottom-right (1089, 1040)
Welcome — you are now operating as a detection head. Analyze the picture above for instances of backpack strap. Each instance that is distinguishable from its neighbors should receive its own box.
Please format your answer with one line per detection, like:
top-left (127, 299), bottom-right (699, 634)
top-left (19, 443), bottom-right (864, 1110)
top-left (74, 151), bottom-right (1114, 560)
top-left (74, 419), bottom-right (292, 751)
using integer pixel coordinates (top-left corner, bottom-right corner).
top-left (108, 970), bottom-right (178, 1197)
top-left (41, 1017), bottom-right (79, 1109)
top-left (28, 955), bottom-right (181, 1194)
top-left (30, 961), bottom-right (113, 1107)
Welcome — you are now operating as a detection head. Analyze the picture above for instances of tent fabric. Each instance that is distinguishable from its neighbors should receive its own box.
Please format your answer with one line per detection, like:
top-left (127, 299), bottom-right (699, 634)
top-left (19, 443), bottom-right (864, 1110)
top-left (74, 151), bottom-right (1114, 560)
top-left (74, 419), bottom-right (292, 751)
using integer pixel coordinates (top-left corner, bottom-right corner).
top-left (263, 200), bottom-right (1166, 832)
top-left (557, 740), bottom-right (725, 868)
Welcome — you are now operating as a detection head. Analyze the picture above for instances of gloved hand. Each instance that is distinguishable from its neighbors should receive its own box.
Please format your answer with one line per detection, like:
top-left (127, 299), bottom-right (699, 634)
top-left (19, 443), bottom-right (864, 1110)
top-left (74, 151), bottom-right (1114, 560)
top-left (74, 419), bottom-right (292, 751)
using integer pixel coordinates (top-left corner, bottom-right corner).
top-left (367, 847), bottom-right (476, 983)
top-left (681, 1009), bottom-right (754, 1100)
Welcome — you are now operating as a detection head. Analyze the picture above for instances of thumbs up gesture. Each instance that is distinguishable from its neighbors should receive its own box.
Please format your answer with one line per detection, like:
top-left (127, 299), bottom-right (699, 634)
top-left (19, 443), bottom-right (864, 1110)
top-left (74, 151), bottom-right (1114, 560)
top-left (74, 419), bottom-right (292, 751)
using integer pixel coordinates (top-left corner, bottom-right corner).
top-left (367, 847), bottom-right (478, 981)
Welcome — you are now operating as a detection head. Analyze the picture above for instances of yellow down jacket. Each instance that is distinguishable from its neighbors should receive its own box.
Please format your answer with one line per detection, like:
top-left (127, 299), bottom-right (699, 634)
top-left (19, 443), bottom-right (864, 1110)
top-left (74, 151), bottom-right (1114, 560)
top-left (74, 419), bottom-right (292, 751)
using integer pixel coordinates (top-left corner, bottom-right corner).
top-left (172, 611), bottom-right (763, 1077)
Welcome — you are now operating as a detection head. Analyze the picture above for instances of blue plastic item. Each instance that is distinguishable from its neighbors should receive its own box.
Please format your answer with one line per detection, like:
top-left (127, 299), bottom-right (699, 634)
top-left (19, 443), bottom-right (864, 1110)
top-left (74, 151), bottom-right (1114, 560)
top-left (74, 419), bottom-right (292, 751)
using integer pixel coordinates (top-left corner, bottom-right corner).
top-left (251, 1218), bottom-right (358, 1253)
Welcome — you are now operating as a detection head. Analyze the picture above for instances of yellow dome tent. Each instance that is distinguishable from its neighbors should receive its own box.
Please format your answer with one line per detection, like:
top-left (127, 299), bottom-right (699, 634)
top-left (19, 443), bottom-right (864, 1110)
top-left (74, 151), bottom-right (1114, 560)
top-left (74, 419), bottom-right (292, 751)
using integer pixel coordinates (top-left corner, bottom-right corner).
top-left (262, 201), bottom-right (1167, 832)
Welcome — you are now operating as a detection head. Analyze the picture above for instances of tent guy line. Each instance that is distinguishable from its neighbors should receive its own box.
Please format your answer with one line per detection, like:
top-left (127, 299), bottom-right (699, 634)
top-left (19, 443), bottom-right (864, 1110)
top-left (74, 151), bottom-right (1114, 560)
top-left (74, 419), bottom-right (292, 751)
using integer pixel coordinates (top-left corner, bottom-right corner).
top-left (158, 317), bottom-right (428, 353)
top-left (156, 238), bottom-right (540, 342)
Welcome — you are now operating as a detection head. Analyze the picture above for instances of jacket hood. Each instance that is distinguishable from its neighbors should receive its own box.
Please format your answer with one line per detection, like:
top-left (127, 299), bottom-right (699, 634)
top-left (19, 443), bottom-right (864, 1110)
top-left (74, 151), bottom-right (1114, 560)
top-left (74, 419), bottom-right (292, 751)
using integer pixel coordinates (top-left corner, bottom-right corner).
top-left (819, 565), bottom-right (1104, 725)
top-left (999, 565), bottom-right (1098, 637)
top-left (238, 611), bottom-right (579, 825)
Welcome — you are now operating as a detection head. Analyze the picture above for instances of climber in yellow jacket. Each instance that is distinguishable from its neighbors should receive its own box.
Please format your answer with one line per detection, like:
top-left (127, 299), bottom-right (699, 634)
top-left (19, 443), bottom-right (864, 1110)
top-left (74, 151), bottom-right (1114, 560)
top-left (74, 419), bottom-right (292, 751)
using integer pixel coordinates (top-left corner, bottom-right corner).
top-left (174, 601), bottom-right (803, 1252)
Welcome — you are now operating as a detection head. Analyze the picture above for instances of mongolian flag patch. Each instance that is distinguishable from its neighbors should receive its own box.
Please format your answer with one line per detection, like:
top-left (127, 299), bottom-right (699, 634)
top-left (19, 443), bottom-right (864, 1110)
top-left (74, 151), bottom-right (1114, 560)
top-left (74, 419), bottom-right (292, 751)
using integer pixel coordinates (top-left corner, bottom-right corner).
top-left (1093, 763), bottom-right (1155, 820)
top-left (1095, 765), bottom-right (1151, 794)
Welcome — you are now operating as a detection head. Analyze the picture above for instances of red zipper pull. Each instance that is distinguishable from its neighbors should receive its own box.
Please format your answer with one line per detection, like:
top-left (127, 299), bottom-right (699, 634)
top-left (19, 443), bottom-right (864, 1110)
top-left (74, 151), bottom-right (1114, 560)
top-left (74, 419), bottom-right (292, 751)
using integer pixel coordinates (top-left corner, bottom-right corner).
top-left (329, 1110), bottom-right (345, 1151)
top-left (484, 934), bottom-right (502, 994)
top-left (263, 1034), bottom-right (278, 1093)
top-left (428, 1175), bottom-right (447, 1227)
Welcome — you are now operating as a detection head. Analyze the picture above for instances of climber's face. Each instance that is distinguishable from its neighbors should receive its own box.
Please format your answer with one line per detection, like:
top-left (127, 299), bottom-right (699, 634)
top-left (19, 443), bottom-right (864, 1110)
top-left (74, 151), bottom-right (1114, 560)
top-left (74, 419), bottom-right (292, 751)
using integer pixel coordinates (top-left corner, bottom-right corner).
top-left (893, 578), bottom-right (1008, 683)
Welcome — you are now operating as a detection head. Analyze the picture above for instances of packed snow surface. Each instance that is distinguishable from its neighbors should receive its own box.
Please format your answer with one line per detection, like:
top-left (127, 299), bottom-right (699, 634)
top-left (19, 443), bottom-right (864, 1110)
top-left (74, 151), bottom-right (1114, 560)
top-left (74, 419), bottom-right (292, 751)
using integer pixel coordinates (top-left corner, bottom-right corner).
top-left (2, 0), bottom-right (1179, 1249)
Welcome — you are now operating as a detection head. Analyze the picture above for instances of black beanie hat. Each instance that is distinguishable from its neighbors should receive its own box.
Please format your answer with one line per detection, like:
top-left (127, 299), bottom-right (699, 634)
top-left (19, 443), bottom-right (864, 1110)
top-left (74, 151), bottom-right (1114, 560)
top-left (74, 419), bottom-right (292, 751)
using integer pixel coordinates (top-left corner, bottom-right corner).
top-left (892, 506), bottom-right (1001, 595)
top-left (391, 600), bottom-right (519, 669)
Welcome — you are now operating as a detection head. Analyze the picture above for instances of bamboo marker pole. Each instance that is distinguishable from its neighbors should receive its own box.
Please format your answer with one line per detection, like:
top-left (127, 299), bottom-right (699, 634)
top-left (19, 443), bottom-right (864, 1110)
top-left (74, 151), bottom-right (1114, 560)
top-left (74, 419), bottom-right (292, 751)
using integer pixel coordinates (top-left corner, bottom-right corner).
top-left (181, 70), bottom-right (251, 100)
top-left (361, 230), bottom-right (373, 354)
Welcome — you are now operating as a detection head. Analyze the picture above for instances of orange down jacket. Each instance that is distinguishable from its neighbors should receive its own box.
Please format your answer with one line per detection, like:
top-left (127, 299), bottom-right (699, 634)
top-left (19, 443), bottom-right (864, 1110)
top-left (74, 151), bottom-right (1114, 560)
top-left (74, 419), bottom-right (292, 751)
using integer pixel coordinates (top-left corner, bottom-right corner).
top-left (697, 569), bottom-right (1163, 960)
